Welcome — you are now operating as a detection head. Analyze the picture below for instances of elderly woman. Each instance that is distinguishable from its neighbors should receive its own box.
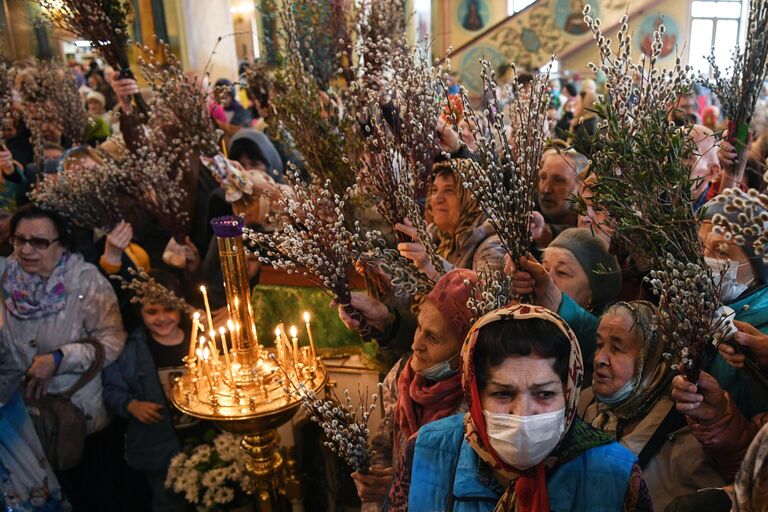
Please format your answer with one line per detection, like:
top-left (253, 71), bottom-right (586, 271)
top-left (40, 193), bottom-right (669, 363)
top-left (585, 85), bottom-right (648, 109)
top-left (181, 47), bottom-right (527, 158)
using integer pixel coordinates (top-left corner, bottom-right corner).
top-left (511, 228), bottom-right (622, 368)
top-left (580, 301), bottom-right (726, 510)
top-left (389, 304), bottom-right (650, 511)
top-left (350, 269), bottom-right (477, 509)
top-left (0, 205), bottom-right (126, 509)
top-left (660, 196), bottom-right (768, 494)
top-left (395, 160), bottom-right (505, 279)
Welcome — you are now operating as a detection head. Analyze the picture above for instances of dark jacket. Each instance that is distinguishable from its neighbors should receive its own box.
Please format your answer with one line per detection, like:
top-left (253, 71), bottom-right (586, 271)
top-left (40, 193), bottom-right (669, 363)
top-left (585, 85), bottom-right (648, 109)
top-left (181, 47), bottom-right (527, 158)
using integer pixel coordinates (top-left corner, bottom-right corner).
top-left (102, 327), bottom-right (181, 472)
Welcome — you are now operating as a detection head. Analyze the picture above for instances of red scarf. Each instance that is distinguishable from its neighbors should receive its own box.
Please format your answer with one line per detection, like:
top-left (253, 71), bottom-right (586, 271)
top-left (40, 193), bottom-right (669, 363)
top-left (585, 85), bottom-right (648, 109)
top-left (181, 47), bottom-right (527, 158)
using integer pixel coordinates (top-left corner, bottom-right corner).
top-left (466, 360), bottom-right (549, 512)
top-left (461, 304), bottom-right (584, 512)
top-left (394, 358), bottom-right (463, 449)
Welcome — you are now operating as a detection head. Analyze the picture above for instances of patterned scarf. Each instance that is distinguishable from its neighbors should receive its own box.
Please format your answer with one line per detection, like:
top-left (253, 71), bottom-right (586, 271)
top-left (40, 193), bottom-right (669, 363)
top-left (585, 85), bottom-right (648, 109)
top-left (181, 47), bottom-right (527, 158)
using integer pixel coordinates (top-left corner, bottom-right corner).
top-left (3, 253), bottom-right (69, 320)
top-left (394, 356), bottom-right (463, 453)
top-left (461, 304), bottom-right (609, 512)
top-left (428, 160), bottom-right (485, 263)
top-left (735, 422), bottom-right (768, 512)
top-left (591, 301), bottom-right (673, 434)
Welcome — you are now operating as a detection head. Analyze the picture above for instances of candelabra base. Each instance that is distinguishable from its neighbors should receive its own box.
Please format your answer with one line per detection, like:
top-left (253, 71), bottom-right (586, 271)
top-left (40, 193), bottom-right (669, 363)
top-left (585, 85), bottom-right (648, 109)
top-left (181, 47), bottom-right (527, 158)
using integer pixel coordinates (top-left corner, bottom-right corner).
top-left (241, 430), bottom-right (290, 512)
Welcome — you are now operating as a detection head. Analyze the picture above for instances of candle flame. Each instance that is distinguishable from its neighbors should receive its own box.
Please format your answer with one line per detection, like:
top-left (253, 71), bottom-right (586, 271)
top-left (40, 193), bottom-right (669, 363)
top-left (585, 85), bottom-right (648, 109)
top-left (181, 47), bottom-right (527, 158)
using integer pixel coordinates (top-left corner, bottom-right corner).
top-left (199, 285), bottom-right (206, 293)
top-left (303, 311), bottom-right (310, 323)
top-left (227, 319), bottom-right (235, 331)
top-left (219, 326), bottom-right (227, 336)
top-left (199, 335), bottom-right (206, 346)
top-left (289, 325), bottom-right (298, 338)
top-left (202, 346), bottom-right (210, 360)
top-left (193, 311), bottom-right (200, 320)
top-left (196, 348), bottom-right (203, 359)
top-left (275, 327), bottom-right (281, 337)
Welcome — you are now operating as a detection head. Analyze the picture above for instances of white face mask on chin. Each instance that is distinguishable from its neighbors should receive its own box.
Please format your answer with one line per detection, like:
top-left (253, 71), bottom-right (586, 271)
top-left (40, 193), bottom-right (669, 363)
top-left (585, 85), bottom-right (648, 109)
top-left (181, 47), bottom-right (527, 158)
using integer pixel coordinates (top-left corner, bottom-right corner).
top-left (483, 407), bottom-right (565, 470)
top-left (704, 256), bottom-right (754, 303)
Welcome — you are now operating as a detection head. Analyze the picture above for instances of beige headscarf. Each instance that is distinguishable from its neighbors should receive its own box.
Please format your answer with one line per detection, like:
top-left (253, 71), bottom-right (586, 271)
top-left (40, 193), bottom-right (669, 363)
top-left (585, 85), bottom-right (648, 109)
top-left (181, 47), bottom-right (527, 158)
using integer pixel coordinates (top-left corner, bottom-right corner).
top-left (591, 301), bottom-right (673, 434)
top-left (428, 159), bottom-right (485, 262)
top-left (735, 422), bottom-right (768, 512)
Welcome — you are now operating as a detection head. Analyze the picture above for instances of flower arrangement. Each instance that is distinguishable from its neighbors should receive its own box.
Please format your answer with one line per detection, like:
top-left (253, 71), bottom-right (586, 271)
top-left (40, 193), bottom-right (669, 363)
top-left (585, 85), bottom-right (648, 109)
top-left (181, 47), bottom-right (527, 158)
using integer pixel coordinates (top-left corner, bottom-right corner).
top-left (28, 147), bottom-right (134, 228)
top-left (29, 127), bottom-right (189, 232)
top-left (647, 255), bottom-right (732, 378)
top-left (111, 268), bottom-right (195, 314)
top-left (243, 173), bottom-right (372, 337)
top-left (35, 0), bottom-right (148, 115)
top-left (0, 59), bottom-right (14, 147)
top-left (711, 185), bottom-right (768, 263)
top-left (12, 60), bottom-right (88, 167)
top-left (704, 0), bottom-right (768, 164)
top-left (354, 35), bottom-right (445, 296)
top-left (293, 382), bottom-right (379, 473)
top-left (581, 6), bottom-right (726, 381)
top-left (464, 270), bottom-right (515, 321)
top-left (361, 234), bottom-right (436, 299)
top-left (298, 386), bottom-right (378, 473)
top-left (355, 0), bottom-right (406, 86)
top-left (287, 0), bottom-right (356, 90)
top-left (165, 431), bottom-right (253, 511)
top-left (135, 40), bottom-right (222, 158)
top-left (447, 59), bottom-right (550, 263)
top-left (135, 40), bottom-right (256, 205)
top-left (270, 0), bottom-right (360, 196)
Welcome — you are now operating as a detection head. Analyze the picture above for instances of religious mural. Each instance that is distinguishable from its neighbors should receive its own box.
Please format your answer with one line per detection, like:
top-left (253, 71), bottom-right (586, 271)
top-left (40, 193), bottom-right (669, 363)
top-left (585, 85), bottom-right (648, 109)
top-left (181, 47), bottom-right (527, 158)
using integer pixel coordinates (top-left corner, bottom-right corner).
top-left (638, 13), bottom-right (680, 58)
top-left (457, 0), bottom-right (490, 32)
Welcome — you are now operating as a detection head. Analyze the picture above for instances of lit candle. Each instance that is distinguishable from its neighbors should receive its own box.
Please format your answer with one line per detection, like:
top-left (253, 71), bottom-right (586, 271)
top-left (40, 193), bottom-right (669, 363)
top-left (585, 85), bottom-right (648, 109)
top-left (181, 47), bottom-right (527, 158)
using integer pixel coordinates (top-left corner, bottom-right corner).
top-left (200, 285), bottom-right (215, 337)
top-left (188, 312), bottom-right (200, 360)
top-left (304, 311), bottom-right (317, 367)
top-left (197, 346), bottom-right (215, 393)
top-left (289, 325), bottom-right (299, 370)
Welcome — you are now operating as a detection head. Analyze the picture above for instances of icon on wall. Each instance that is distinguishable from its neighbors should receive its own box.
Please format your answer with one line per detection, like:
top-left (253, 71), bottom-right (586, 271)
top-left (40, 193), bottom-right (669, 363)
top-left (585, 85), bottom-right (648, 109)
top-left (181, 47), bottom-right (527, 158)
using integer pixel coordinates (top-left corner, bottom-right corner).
top-left (458, 46), bottom-right (505, 94)
top-left (638, 14), bottom-right (680, 58)
top-left (554, 0), bottom-right (600, 36)
top-left (458, 0), bottom-right (490, 32)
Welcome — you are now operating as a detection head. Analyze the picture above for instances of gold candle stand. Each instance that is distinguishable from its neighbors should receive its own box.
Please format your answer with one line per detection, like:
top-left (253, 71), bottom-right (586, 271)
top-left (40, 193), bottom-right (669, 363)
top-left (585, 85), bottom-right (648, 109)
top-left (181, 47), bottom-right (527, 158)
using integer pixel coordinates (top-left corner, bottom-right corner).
top-left (172, 216), bottom-right (326, 512)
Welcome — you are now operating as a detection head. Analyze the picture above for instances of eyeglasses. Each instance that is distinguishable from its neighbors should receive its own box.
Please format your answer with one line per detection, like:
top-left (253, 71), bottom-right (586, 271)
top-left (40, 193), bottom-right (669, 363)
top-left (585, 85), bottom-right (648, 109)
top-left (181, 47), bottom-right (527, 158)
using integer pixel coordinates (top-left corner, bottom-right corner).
top-left (12, 235), bottom-right (59, 250)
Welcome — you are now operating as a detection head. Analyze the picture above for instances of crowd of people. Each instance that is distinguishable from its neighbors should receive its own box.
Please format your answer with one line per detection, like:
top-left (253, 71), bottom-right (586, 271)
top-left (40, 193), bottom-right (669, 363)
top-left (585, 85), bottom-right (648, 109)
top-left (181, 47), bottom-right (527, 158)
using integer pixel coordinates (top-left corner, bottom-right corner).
top-left (0, 29), bottom-right (767, 512)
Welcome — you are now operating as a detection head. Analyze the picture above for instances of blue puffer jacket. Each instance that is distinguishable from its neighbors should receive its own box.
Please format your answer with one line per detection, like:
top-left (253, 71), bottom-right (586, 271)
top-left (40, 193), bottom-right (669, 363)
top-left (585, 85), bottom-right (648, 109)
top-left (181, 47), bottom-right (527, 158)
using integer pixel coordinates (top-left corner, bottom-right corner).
top-left (408, 414), bottom-right (636, 512)
top-left (102, 328), bottom-right (180, 472)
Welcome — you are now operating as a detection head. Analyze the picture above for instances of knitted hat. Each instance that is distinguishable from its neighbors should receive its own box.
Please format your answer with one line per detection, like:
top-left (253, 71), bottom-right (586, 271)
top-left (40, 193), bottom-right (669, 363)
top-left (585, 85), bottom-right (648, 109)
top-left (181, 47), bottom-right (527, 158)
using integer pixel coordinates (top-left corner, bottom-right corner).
top-left (702, 197), bottom-right (768, 283)
top-left (548, 228), bottom-right (622, 313)
top-left (424, 268), bottom-right (479, 343)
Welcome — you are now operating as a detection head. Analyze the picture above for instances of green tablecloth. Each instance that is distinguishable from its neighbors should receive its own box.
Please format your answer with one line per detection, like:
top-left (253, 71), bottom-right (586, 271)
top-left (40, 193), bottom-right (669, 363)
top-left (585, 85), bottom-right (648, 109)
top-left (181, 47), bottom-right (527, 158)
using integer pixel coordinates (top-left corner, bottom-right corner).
top-left (251, 284), bottom-right (385, 369)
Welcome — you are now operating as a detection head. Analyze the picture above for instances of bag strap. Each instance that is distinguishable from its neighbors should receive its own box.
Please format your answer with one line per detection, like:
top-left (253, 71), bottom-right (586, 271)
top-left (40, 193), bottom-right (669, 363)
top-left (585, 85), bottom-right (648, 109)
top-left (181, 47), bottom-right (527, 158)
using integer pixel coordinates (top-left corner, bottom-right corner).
top-left (0, 265), bottom-right (106, 400)
top-left (59, 337), bottom-right (106, 400)
top-left (637, 404), bottom-right (687, 469)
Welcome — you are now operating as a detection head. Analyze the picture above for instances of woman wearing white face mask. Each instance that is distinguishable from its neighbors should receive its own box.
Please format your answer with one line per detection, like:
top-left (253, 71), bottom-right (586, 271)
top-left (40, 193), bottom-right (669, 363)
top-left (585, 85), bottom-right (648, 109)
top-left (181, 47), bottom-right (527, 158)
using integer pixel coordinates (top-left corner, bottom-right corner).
top-left (351, 269), bottom-right (477, 509)
top-left (695, 198), bottom-right (768, 422)
top-left (388, 304), bottom-right (650, 512)
top-left (580, 301), bottom-right (727, 510)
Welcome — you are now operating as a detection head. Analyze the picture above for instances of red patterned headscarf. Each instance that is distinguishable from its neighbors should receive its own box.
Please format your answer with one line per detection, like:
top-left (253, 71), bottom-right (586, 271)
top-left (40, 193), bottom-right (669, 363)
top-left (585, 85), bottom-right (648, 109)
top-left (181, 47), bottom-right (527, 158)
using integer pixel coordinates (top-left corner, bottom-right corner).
top-left (460, 304), bottom-right (584, 512)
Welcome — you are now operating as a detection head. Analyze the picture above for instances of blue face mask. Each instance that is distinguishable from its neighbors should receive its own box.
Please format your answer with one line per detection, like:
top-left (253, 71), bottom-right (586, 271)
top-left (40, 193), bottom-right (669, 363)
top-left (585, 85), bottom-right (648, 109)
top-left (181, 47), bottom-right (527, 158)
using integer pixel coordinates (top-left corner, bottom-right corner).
top-left (595, 378), bottom-right (635, 406)
top-left (417, 354), bottom-right (459, 381)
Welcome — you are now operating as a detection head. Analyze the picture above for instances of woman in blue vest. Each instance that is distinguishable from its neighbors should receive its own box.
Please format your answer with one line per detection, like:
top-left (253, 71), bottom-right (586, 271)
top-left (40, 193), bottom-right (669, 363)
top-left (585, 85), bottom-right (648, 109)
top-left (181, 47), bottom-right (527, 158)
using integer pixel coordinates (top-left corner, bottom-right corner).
top-left (389, 304), bottom-right (651, 511)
